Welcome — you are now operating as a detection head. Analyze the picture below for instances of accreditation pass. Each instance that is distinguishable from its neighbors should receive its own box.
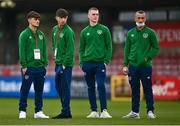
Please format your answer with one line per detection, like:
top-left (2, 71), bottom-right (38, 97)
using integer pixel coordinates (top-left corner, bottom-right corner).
top-left (34, 49), bottom-right (41, 60)
top-left (54, 48), bottom-right (57, 58)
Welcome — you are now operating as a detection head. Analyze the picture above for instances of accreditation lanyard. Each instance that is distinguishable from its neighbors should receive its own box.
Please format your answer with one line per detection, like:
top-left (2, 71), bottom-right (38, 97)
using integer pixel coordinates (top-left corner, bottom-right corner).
top-left (54, 29), bottom-right (61, 58)
top-left (34, 32), bottom-right (38, 48)
top-left (33, 32), bottom-right (41, 60)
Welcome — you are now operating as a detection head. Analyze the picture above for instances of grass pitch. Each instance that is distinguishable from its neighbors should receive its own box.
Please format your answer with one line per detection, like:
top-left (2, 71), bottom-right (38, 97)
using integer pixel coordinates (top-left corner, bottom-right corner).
top-left (0, 98), bottom-right (180, 125)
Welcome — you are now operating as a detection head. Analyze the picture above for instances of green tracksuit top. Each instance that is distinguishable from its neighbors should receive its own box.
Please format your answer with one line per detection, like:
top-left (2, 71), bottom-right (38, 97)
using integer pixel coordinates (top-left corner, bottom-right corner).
top-left (79, 23), bottom-right (112, 65)
top-left (124, 26), bottom-right (159, 67)
top-left (19, 27), bottom-right (48, 68)
top-left (52, 24), bottom-right (74, 67)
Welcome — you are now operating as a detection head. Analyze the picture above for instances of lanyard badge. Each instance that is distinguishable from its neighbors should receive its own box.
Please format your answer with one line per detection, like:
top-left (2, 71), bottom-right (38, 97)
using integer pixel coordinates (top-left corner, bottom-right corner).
top-left (34, 49), bottom-right (41, 60)
top-left (54, 48), bottom-right (57, 58)
top-left (33, 32), bottom-right (41, 60)
top-left (54, 29), bottom-right (61, 59)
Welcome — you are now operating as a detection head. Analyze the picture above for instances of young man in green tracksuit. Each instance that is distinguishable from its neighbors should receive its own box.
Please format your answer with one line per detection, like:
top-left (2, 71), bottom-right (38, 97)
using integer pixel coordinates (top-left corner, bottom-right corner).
top-left (51, 8), bottom-right (74, 119)
top-left (18, 11), bottom-right (49, 119)
top-left (79, 7), bottom-right (112, 118)
top-left (122, 10), bottom-right (159, 119)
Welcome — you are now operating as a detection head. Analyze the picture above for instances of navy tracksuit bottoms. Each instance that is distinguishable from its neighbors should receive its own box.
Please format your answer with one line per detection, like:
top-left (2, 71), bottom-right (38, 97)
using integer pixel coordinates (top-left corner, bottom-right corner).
top-left (128, 65), bottom-right (154, 113)
top-left (82, 62), bottom-right (107, 112)
top-left (19, 67), bottom-right (46, 113)
top-left (55, 65), bottom-right (72, 115)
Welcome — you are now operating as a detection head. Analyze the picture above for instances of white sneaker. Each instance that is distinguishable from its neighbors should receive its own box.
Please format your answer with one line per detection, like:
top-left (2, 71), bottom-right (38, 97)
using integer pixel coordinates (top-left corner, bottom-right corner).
top-left (86, 111), bottom-right (99, 118)
top-left (147, 111), bottom-right (156, 119)
top-left (34, 111), bottom-right (49, 118)
top-left (122, 111), bottom-right (140, 119)
top-left (19, 111), bottom-right (26, 119)
top-left (100, 109), bottom-right (112, 118)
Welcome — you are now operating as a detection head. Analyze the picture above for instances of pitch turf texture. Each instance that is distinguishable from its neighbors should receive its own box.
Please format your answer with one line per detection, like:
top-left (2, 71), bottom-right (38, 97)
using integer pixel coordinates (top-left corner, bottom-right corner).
top-left (0, 98), bottom-right (180, 125)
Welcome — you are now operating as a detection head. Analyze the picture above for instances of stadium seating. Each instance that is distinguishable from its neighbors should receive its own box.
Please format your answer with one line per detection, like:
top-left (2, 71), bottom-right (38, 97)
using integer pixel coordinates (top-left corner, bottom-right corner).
top-left (0, 51), bottom-right (179, 77)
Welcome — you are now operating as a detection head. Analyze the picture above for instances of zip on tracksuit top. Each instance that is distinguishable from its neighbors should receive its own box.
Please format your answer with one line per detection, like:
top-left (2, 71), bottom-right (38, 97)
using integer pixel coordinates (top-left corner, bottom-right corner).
top-left (79, 23), bottom-right (112, 65)
top-left (19, 27), bottom-right (48, 68)
top-left (52, 24), bottom-right (74, 67)
top-left (124, 26), bottom-right (159, 67)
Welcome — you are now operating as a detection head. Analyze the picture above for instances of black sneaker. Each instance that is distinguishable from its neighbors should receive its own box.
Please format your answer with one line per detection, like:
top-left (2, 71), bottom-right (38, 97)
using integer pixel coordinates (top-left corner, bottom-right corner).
top-left (52, 113), bottom-right (72, 119)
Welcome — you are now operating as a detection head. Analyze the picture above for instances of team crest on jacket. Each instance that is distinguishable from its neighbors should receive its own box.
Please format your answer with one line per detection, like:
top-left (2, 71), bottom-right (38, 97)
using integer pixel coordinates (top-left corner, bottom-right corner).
top-left (29, 36), bottom-right (32, 39)
top-left (59, 33), bottom-right (64, 38)
top-left (86, 32), bottom-right (90, 36)
top-left (97, 30), bottom-right (102, 35)
top-left (39, 35), bottom-right (43, 40)
top-left (143, 33), bottom-right (148, 38)
top-left (131, 34), bottom-right (134, 37)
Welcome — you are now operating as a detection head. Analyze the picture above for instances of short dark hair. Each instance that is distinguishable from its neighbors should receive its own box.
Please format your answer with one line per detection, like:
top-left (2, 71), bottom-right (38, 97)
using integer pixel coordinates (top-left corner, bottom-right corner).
top-left (56, 8), bottom-right (69, 17)
top-left (136, 10), bottom-right (145, 14)
top-left (26, 11), bottom-right (40, 19)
